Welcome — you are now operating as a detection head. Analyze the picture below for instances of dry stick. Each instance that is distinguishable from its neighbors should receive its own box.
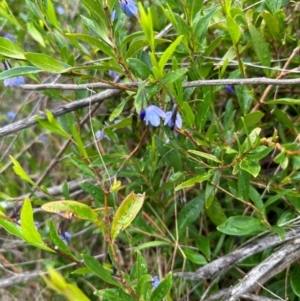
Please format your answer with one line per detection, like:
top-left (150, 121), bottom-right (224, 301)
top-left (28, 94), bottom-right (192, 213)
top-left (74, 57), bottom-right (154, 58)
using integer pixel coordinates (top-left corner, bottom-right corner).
top-left (204, 289), bottom-right (282, 301)
top-left (19, 77), bottom-right (300, 91)
top-left (0, 89), bottom-right (121, 138)
top-left (222, 242), bottom-right (300, 301)
top-left (174, 226), bottom-right (300, 280)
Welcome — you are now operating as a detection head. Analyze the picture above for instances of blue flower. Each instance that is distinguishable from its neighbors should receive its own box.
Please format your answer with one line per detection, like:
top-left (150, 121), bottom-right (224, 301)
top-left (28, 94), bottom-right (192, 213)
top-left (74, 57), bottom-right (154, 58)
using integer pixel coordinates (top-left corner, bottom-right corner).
top-left (56, 5), bottom-right (65, 15)
top-left (4, 33), bottom-right (15, 41)
top-left (225, 84), bottom-right (235, 94)
top-left (7, 111), bottom-right (16, 120)
top-left (164, 105), bottom-right (182, 130)
top-left (108, 70), bottom-right (119, 81)
top-left (95, 130), bottom-right (110, 141)
top-left (60, 231), bottom-right (72, 245)
top-left (152, 275), bottom-right (160, 288)
top-left (39, 135), bottom-right (48, 142)
top-left (144, 105), bottom-right (166, 127)
top-left (2, 60), bottom-right (25, 87)
top-left (119, 0), bottom-right (138, 17)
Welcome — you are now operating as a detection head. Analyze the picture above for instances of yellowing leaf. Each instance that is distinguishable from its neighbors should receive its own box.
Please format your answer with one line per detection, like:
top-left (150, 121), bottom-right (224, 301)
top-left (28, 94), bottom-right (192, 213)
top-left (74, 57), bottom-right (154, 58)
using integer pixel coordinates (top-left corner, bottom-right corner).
top-left (111, 192), bottom-right (145, 242)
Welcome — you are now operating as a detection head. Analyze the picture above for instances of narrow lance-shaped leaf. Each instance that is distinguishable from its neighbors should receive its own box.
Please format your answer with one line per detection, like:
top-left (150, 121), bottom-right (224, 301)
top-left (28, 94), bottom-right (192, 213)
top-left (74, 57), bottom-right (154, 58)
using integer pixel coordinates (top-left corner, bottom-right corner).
top-left (10, 156), bottom-right (35, 185)
top-left (21, 198), bottom-right (53, 251)
top-left (248, 24), bottom-right (271, 76)
top-left (42, 200), bottom-right (105, 234)
top-left (0, 66), bottom-right (41, 80)
top-left (48, 220), bottom-right (77, 260)
top-left (25, 52), bottom-right (70, 73)
top-left (158, 35), bottom-right (183, 73)
top-left (111, 192), bottom-right (145, 242)
top-left (0, 37), bottom-right (25, 59)
top-left (82, 253), bottom-right (122, 287)
top-left (226, 15), bottom-right (241, 45)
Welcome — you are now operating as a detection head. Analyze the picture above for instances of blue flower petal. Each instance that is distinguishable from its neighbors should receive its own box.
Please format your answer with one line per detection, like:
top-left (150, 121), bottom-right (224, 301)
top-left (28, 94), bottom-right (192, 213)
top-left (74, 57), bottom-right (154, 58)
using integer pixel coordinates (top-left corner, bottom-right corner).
top-left (149, 105), bottom-right (166, 118)
top-left (7, 111), bottom-right (16, 120)
top-left (175, 112), bottom-right (182, 129)
top-left (225, 84), bottom-right (235, 94)
top-left (120, 0), bottom-right (138, 17)
top-left (144, 105), bottom-right (166, 127)
top-left (152, 275), bottom-right (160, 288)
top-left (4, 76), bottom-right (25, 87)
top-left (146, 109), bottom-right (160, 127)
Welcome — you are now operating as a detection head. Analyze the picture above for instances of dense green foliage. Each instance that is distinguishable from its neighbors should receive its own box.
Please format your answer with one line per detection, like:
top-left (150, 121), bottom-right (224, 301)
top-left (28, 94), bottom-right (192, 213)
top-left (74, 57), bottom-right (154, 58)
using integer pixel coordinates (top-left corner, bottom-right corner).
top-left (1, 0), bottom-right (300, 300)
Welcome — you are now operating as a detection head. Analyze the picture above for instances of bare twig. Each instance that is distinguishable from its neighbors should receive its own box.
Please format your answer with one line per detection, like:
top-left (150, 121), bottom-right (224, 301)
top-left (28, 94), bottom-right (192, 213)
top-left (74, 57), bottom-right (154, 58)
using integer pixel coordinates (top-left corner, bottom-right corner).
top-left (222, 242), bottom-right (300, 301)
top-left (0, 89), bottom-right (121, 138)
top-left (19, 77), bottom-right (300, 91)
top-left (203, 288), bottom-right (282, 301)
top-left (174, 227), bottom-right (300, 280)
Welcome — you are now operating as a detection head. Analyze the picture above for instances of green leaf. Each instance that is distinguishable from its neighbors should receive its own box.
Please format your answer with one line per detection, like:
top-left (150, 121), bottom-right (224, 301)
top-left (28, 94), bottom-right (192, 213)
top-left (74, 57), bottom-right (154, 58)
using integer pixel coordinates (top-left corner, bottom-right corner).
top-left (45, 0), bottom-right (58, 28)
top-left (162, 68), bottom-right (188, 84)
top-left (66, 33), bottom-right (116, 59)
top-left (0, 217), bottom-right (24, 239)
top-left (48, 220), bottom-right (77, 259)
top-left (217, 216), bottom-right (268, 235)
top-left (177, 194), bottom-right (205, 235)
top-left (127, 58), bottom-right (152, 79)
top-left (183, 248), bottom-right (207, 265)
top-left (262, 10), bottom-right (280, 40)
top-left (240, 158), bottom-right (261, 177)
top-left (193, 7), bottom-right (219, 42)
top-left (267, 98), bottom-right (300, 105)
top-left (10, 156), bottom-right (35, 185)
top-left (21, 198), bottom-right (52, 251)
top-left (111, 192), bottom-right (145, 242)
top-left (150, 272), bottom-right (173, 301)
top-left (109, 96), bottom-right (131, 122)
top-left (238, 170), bottom-right (250, 201)
top-left (26, 22), bottom-right (46, 47)
top-left (182, 101), bottom-right (195, 127)
top-left (0, 66), bottom-right (41, 80)
top-left (196, 89), bottom-right (213, 130)
top-left (158, 35), bottom-right (183, 72)
top-left (69, 157), bottom-right (97, 179)
top-left (175, 170), bottom-right (213, 191)
top-left (35, 110), bottom-right (71, 138)
top-left (249, 186), bottom-right (265, 213)
top-left (70, 124), bottom-right (88, 158)
top-left (25, 52), bottom-right (70, 73)
top-left (237, 111), bottom-right (265, 131)
top-left (186, 0), bottom-right (204, 22)
top-left (248, 24), bottom-right (271, 76)
top-left (94, 288), bottom-right (135, 301)
top-left (226, 15), bottom-right (241, 45)
top-left (205, 199), bottom-right (227, 226)
top-left (291, 266), bottom-right (300, 297)
top-left (82, 253), bottom-right (121, 287)
top-left (138, 3), bottom-right (155, 51)
top-left (0, 37), bottom-right (25, 59)
top-left (265, 0), bottom-right (282, 14)
top-left (41, 200), bottom-right (105, 234)
top-left (188, 150), bottom-right (222, 163)
top-left (80, 181), bottom-right (105, 206)
top-left (273, 109), bottom-right (294, 132)
top-left (61, 181), bottom-right (70, 199)
top-left (42, 268), bottom-right (90, 301)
